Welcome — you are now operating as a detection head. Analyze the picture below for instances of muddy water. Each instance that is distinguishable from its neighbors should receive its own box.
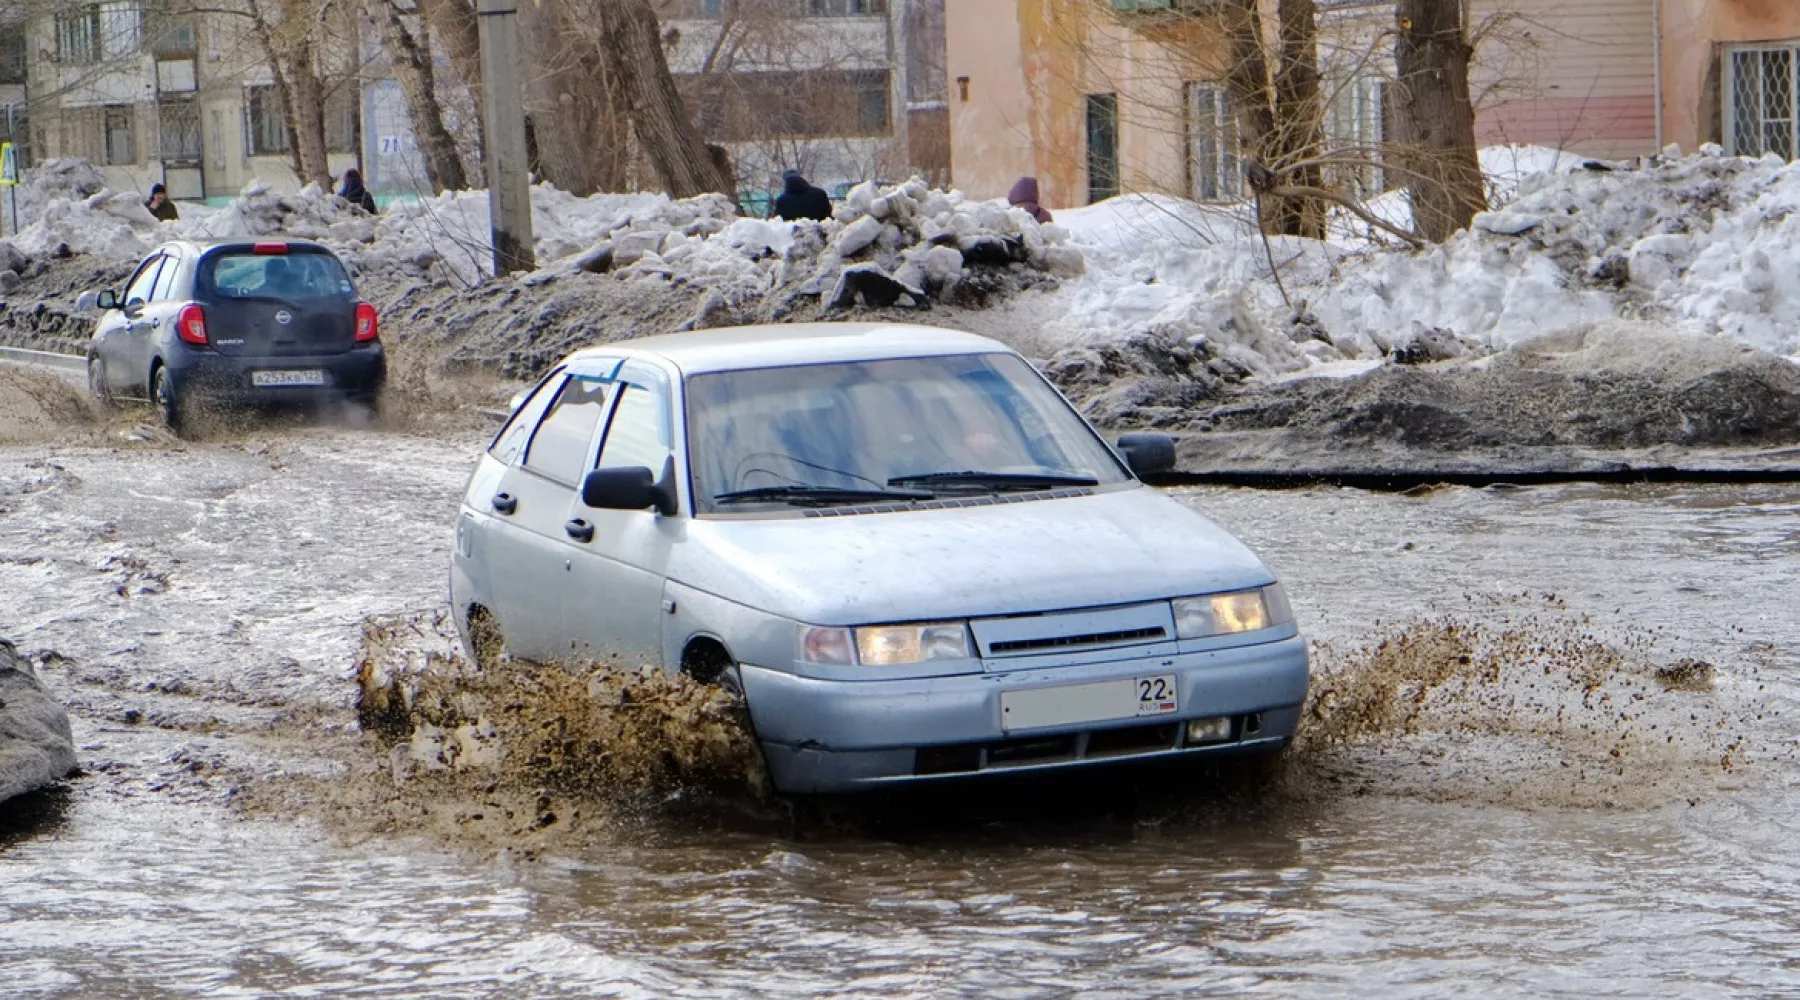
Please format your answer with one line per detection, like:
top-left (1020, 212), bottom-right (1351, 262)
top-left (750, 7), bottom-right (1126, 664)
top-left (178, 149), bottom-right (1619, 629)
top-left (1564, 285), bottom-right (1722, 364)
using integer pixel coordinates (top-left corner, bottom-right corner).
top-left (2, 428), bottom-right (1798, 997)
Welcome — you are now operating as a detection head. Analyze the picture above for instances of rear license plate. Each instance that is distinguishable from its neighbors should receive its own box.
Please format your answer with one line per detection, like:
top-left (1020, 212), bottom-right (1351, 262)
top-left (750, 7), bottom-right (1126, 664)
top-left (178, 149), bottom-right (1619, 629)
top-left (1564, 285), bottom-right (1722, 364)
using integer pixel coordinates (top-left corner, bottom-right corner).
top-left (1000, 673), bottom-right (1177, 732)
top-left (252, 369), bottom-right (326, 387)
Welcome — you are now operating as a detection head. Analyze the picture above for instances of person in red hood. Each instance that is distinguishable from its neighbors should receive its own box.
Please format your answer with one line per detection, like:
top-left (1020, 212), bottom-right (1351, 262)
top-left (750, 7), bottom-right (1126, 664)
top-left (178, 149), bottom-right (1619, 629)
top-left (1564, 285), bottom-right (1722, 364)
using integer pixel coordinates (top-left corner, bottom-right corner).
top-left (1007, 176), bottom-right (1053, 224)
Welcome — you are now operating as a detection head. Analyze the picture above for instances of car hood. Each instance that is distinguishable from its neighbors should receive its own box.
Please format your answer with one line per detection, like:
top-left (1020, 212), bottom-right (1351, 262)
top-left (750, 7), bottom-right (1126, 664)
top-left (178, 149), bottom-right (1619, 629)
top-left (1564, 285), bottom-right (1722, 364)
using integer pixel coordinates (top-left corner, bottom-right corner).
top-left (670, 486), bottom-right (1275, 625)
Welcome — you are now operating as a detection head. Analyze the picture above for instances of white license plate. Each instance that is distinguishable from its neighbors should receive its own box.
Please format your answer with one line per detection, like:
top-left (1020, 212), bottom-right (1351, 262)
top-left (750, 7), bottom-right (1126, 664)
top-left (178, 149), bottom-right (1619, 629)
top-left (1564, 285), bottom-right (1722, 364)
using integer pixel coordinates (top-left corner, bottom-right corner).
top-left (1000, 674), bottom-right (1177, 732)
top-left (252, 369), bottom-right (326, 387)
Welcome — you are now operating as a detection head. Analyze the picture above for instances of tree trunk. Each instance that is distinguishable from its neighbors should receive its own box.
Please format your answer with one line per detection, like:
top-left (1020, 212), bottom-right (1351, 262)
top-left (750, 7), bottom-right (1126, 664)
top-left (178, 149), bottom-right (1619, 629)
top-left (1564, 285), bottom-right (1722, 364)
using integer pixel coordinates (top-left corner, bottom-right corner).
top-left (1393, 0), bottom-right (1484, 242)
top-left (1220, 0), bottom-right (1276, 163)
top-left (366, 0), bottom-right (468, 192)
top-left (1271, 0), bottom-right (1325, 238)
top-left (285, 45), bottom-right (334, 189)
top-left (518, 0), bottom-right (602, 194)
top-left (593, 0), bottom-right (733, 198)
top-left (415, 0), bottom-right (485, 134)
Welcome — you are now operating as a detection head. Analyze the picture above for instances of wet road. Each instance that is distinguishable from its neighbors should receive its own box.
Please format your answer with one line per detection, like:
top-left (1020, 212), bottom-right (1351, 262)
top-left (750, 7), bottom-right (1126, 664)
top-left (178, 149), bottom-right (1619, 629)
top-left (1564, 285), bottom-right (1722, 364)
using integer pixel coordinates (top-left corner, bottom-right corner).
top-left (2, 428), bottom-right (1797, 998)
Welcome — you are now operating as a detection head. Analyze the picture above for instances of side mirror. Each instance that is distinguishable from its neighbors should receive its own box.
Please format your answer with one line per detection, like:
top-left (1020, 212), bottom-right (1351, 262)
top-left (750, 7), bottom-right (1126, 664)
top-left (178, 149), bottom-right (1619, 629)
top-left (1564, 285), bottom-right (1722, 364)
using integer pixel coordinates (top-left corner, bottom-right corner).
top-left (507, 390), bottom-right (527, 412)
top-left (1117, 433), bottom-right (1177, 477)
top-left (84, 289), bottom-right (119, 311)
top-left (581, 456), bottom-right (678, 516)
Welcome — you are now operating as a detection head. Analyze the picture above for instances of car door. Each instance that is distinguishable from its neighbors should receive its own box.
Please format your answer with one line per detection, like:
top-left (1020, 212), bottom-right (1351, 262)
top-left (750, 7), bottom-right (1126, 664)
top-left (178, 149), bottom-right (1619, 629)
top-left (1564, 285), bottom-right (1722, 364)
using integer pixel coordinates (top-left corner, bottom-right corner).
top-left (100, 254), bottom-right (163, 392)
top-left (142, 247), bottom-right (186, 372)
top-left (482, 365), bottom-right (619, 663)
top-left (563, 360), bottom-right (681, 671)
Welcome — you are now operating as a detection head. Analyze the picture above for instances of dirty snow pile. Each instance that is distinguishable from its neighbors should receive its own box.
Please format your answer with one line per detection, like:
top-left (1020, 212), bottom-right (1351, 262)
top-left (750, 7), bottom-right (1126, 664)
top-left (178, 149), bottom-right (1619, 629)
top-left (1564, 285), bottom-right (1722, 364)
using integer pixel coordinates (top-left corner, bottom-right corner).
top-left (1049, 144), bottom-right (1800, 381)
top-left (553, 176), bottom-right (1084, 313)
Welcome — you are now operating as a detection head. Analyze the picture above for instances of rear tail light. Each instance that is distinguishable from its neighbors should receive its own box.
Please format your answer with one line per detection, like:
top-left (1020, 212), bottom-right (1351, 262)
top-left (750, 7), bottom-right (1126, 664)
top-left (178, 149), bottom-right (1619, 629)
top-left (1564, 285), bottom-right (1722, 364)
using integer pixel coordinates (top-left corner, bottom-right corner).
top-left (354, 302), bottom-right (379, 342)
top-left (176, 304), bottom-right (208, 346)
top-left (252, 241), bottom-right (289, 254)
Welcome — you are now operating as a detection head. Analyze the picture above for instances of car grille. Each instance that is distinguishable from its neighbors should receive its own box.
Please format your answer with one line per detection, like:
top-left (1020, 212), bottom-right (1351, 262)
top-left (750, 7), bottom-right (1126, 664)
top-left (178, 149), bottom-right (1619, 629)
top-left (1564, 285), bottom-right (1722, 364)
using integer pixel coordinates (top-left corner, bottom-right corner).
top-left (987, 626), bottom-right (1167, 655)
top-left (971, 600), bottom-right (1176, 660)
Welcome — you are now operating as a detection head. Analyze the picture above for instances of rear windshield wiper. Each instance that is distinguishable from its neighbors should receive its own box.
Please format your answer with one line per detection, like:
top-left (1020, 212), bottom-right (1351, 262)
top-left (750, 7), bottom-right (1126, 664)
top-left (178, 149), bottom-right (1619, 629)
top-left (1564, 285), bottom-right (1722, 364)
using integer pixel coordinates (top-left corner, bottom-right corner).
top-left (886, 470), bottom-right (1100, 491)
top-left (714, 485), bottom-right (935, 507)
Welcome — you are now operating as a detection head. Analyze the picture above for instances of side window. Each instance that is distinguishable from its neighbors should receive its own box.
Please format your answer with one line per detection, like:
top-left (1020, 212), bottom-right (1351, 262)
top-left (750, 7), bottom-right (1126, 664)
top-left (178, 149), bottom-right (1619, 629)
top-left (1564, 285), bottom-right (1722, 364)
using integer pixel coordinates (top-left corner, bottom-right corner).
top-left (595, 368), bottom-right (673, 473)
top-left (488, 368), bottom-right (565, 466)
top-left (523, 376), bottom-right (614, 485)
top-left (123, 256), bottom-right (163, 306)
top-left (150, 254), bottom-right (182, 301)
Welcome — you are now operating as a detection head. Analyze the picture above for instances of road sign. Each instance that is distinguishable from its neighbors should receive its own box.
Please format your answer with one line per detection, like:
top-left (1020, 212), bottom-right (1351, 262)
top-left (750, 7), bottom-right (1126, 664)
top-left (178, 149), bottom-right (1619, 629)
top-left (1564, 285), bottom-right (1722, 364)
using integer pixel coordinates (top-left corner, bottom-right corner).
top-left (0, 143), bottom-right (18, 186)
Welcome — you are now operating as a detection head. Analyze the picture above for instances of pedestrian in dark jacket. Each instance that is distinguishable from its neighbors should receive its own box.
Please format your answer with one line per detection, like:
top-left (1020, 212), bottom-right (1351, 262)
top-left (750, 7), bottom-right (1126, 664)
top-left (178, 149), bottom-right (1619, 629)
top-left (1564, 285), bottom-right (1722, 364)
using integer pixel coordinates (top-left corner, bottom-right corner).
top-left (145, 183), bottom-right (179, 221)
top-left (773, 170), bottom-right (831, 222)
top-left (1007, 176), bottom-right (1053, 224)
top-left (338, 169), bottom-right (377, 214)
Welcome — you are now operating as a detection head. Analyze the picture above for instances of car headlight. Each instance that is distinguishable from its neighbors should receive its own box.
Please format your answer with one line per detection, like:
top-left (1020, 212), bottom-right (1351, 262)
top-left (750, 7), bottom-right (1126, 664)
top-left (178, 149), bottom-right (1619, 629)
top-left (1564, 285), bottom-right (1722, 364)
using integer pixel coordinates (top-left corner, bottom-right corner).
top-left (798, 622), bottom-right (974, 665)
top-left (1171, 584), bottom-right (1293, 639)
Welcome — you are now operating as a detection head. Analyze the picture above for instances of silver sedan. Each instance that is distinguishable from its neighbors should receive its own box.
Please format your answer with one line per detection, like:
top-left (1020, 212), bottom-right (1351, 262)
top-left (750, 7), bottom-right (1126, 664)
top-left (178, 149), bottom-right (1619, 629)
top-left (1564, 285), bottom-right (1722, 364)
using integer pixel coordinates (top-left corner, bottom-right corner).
top-left (449, 323), bottom-right (1308, 794)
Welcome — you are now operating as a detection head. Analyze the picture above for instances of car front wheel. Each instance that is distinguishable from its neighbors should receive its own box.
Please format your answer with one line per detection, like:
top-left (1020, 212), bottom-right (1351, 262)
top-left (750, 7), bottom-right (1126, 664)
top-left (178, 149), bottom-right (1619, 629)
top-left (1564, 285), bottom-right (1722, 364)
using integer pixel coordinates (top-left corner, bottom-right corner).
top-left (152, 365), bottom-right (183, 434)
top-left (87, 354), bottom-right (114, 411)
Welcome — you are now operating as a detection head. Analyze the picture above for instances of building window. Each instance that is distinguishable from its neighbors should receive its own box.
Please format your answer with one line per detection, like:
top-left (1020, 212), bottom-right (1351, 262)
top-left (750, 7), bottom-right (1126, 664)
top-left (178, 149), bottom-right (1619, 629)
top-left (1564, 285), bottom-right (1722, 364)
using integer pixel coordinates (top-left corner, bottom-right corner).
top-left (805, 0), bottom-right (885, 14)
top-left (681, 69), bottom-right (892, 141)
top-left (54, 3), bottom-right (140, 64)
top-left (1727, 44), bottom-right (1799, 160)
top-left (247, 85), bottom-right (359, 155)
top-left (1186, 82), bottom-right (1240, 202)
top-left (325, 86), bottom-right (359, 153)
top-left (159, 95), bottom-right (201, 162)
top-left (1326, 75), bottom-right (1385, 195)
top-left (247, 85), bottom-right (288, 155)
top-left (1086, 92), bottom-right (1119, 204)
top-left (0, 30), bottom-right (25, 85)
top-left (104, 105), bottom-right (134, 165)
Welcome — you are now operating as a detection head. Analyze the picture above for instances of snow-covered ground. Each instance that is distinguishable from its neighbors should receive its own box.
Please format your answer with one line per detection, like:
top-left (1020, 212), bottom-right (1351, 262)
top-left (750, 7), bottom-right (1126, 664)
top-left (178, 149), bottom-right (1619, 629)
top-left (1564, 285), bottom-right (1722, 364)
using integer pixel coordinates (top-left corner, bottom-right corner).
top-left (5, 145), bottom-right (1800, 380)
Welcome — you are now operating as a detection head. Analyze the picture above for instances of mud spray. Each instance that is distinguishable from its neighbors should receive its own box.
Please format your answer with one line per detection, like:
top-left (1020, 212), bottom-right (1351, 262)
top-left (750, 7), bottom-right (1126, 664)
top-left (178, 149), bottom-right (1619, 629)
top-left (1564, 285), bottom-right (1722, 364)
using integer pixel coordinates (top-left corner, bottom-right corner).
top-left (235, 591), bottom-right (1775, 855)
top-left (1288, 593), bottom-right (1763, 810)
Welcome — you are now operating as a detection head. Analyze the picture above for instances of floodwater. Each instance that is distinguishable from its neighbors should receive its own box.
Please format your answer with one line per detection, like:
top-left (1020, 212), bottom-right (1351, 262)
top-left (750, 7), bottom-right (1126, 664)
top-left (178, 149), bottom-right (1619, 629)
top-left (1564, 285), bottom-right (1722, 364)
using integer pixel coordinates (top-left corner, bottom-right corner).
top-left (2, 426), bottom-right (1797, 998)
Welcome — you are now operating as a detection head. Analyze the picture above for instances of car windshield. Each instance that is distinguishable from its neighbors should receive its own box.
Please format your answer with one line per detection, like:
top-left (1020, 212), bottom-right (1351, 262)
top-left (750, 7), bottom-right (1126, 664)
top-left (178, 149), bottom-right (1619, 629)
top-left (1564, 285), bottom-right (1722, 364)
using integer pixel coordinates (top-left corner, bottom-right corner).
top-left (685, 352), bottom-right (1131, 513)
top-left (200, 251), bottom-right (352, 303)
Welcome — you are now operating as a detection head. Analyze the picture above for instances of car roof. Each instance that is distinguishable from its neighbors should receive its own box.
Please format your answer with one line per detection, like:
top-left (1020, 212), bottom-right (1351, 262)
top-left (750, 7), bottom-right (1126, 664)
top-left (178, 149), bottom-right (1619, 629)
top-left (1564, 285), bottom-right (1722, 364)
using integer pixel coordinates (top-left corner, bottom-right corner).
top-left (570, 323), bottom-right (1014, 375)
top-left (154, 238), bottom-right (336, 255)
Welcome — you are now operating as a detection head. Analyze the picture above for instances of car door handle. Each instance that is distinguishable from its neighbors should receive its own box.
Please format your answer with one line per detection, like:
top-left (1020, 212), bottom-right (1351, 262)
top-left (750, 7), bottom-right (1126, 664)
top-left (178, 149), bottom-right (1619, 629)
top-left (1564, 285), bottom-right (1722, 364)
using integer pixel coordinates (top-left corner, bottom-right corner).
top-left (491, 492), bottom-right (517, 515)
top-left (564, 518), bottom-right (594, 543)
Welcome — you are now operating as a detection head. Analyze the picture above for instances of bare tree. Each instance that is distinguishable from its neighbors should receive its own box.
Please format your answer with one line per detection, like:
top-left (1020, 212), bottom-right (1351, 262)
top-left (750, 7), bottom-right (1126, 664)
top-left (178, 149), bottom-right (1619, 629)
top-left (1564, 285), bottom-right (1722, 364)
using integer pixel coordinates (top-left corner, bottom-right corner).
top-left (1392, 0), bottom-right (1484, 241)
top-left (582, 0), bottom-right (730, 198)
top-left (365, 0), bottom-right (467, 191)
top-left (245, 0), bottom-right (336, 187)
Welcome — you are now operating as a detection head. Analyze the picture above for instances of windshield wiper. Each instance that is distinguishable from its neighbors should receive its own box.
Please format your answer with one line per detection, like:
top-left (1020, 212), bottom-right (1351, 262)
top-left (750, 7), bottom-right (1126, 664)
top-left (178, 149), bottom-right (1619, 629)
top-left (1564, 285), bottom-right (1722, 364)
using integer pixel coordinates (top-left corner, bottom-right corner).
top-left (886, 470), bottom-right (1100, 491)
top-left (714, 485), bottom-right (935, 507)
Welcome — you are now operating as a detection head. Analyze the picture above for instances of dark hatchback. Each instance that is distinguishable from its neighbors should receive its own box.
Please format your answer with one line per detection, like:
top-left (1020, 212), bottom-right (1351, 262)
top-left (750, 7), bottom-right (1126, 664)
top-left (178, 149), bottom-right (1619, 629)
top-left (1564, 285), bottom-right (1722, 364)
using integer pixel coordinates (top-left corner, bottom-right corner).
top-left (83, 239), bottom-right (385, 432)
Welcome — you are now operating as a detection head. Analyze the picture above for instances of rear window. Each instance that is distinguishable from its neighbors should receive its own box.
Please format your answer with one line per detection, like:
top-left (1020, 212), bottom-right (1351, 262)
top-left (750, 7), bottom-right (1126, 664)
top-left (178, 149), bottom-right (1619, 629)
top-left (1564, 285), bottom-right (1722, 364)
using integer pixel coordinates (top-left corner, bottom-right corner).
top-left (200, 251), bottom-right (353, 302)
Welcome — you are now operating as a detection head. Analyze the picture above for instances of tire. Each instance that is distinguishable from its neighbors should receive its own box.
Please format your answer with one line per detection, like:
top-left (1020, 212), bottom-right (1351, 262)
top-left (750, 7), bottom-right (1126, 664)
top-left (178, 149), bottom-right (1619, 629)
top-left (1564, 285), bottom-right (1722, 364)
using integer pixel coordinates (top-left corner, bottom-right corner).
top-left (466, 606), bottom-right (503, 671)
top-left (152, 365), bottom-right (184, 435)
top-left (86, 354), bottom-right (114, 411)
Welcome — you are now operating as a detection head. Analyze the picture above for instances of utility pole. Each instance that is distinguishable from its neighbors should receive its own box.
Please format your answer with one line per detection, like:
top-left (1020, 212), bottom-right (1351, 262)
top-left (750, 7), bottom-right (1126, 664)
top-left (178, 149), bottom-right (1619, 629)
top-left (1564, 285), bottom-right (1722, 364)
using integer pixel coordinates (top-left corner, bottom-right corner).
top-left (476, 0), bottom-right (535, 273)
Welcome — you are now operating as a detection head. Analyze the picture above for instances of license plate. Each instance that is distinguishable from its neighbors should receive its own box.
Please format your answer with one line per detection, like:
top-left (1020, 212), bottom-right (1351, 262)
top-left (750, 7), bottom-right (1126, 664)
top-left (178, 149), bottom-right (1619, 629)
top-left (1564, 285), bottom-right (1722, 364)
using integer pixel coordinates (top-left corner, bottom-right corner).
top-left (252, 369), bottom-right (326, 387)
top-left (1000, 673), bottom-right (1178, 732)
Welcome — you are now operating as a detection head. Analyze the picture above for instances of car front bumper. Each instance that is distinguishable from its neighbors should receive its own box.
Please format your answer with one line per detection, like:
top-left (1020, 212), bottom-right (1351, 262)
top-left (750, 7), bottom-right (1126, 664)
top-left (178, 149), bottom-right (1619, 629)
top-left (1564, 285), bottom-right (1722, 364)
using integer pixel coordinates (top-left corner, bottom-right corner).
top-left (739, 635), bottom-right (1310, 794)
top-left (167, 345), bottom-right (386, 402)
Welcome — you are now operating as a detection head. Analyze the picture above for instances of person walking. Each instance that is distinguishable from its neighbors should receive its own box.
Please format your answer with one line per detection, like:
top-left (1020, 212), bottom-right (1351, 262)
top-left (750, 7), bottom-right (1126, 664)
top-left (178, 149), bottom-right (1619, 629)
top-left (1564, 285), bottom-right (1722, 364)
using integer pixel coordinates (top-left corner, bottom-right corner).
top-left (1007, 176), bottom-right (1053, 224)
top-left (773, 170), bottom-right (831, 222)
top-left (145, 183), bottom-right (179, 221)
top-left (338, 168), bottom-right (377, 214)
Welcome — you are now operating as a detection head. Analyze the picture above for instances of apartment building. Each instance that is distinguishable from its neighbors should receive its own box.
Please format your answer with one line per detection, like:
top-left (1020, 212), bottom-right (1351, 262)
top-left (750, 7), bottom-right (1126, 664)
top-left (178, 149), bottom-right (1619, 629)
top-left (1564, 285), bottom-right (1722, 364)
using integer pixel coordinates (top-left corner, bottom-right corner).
top-left (661, 0), bottom-right (949, 194)
top-left (945, 0), bottom-right (1793, 210)
top-left (6, 1), bottom-right (365, 204)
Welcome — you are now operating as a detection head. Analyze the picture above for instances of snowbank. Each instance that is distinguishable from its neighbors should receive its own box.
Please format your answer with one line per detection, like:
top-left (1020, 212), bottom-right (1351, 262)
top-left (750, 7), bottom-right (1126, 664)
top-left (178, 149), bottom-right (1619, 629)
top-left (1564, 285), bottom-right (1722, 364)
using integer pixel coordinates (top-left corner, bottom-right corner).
top-left (1046, 144), bottom-right (1800, 380)
top-left (9, 147), bottom-right (1800, 382)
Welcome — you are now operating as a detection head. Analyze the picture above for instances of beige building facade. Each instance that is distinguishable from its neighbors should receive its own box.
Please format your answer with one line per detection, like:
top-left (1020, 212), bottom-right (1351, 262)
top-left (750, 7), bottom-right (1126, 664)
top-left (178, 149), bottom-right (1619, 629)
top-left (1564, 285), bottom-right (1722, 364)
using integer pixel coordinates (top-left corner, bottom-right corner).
top-left (948, 0), bottom-right (1800, 214)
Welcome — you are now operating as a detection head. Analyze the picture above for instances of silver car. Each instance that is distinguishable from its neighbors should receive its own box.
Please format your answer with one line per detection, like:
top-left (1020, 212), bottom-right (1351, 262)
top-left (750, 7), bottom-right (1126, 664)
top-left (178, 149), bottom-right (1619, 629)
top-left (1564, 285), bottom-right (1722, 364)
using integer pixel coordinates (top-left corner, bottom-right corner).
top-left (450, 323), bottom-right (1308, 794)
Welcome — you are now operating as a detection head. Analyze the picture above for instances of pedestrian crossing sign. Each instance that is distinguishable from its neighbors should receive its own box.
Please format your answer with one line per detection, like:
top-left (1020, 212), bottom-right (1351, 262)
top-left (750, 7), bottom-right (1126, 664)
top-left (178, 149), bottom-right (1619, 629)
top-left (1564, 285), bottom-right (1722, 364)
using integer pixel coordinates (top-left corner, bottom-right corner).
top-left (0, 143), bottom-right (16, 186)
